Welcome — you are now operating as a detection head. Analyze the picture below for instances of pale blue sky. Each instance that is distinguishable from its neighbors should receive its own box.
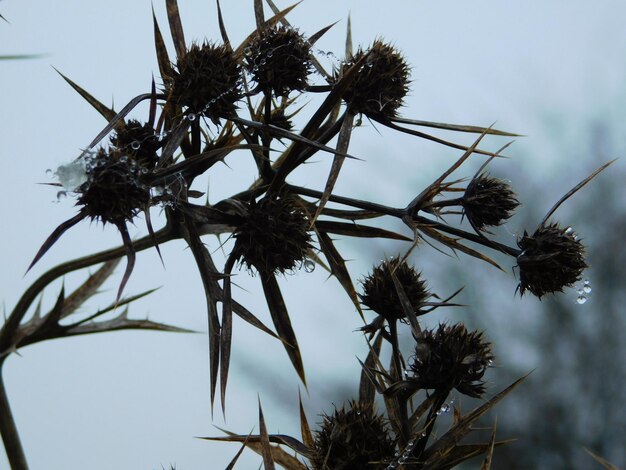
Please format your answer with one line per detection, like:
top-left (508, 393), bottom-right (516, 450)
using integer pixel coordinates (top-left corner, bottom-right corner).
top-left (2, 1), bottom-right (626, 468)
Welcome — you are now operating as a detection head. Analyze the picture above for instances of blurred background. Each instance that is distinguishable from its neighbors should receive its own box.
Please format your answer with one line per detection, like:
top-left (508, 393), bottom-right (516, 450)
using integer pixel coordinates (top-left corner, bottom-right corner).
top-left (1, 1), bottom-right (625, 468)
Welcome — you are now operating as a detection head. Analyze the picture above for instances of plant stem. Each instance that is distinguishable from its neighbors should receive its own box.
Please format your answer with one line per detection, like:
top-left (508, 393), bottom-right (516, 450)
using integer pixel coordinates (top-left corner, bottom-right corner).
top-left (0, 361), bottom-right (29, 470)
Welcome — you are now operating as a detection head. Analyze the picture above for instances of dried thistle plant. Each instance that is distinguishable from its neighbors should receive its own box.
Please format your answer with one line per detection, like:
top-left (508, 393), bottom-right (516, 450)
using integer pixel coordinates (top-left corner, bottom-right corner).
top-left (0, 0), bottom-right (616, 469)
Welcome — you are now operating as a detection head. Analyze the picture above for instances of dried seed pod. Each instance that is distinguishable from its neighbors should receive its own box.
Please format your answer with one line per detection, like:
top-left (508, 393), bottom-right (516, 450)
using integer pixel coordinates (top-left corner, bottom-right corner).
top-left (168, 42), bottom-right (241, 123)
top-left (410, 323), bottom-right (494, 398)
top-left (341, 40), bottom-right (410, 118)
top-left (517, 222), bottom-right (587, 298)
top-left (360, 257), bottom-right (430, 322)
top-left (462, 173), bottom-right (519, 230)
top-left (77, 148), bottom-right (151, 225)
top-left (312, 401), bottom-right (395, 470)
top-left (110, 120), bottom-right (161, 169)
top-left (232, 192), bottom-right (313, 274)
top-left (245, 26), bottom-right (312, 96)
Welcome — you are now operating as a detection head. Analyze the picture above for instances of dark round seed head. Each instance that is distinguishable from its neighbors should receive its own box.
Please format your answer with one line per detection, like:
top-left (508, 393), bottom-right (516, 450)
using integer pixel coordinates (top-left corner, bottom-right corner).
top-left (517, 222), bottom-right (587, 298)
top-left (245, 26), bottom-right (313, 96)
top-left (462, 173), bottom-right (519, 230)
top-left (360, 257), bottom-right (429, 323)
top-left (341, 40), bottom-right (410, 118)
top-left (410, 323), bottom-right (494, 398)
top-left (168, 42), bottom-right (241, 123)
top-left (312, 401), bottom-right (395, 470)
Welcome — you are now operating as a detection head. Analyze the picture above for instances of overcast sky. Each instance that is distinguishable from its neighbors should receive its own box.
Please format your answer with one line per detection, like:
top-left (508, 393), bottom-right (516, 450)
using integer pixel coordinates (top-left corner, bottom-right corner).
top-left (2, 1), bottom-right (626, 469)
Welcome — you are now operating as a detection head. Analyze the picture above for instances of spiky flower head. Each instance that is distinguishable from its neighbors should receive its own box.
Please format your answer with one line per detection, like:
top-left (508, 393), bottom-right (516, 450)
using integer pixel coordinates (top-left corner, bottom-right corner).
top-left (341, 40), bottom-right (410, 118)
top-left (110, 120), bottom-right (161, 169)
top-left (232, 192), bottom-right (313, 274)
top-left (409, 323), bottom-right (494, 398)
top-left (312, 401), bottom-right (395, 470)
top-left (516, 222), bottom-right (587, 298)
top-left (168, 42), bottom-right (241, 123)
top-left (245, 26), bottom-right (313, 96)
top-left (360, 257), bottom-right (430, 323)
top-left (77, 148), bottom-right (151, 225)
top-left (462, 173), bottom-right (519, 230)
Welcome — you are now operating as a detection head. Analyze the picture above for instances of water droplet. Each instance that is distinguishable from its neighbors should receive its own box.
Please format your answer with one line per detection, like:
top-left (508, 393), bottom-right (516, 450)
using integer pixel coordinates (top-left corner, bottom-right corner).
top-left (267, 50), bottom-right (274, 58)
top-left (259, 58), bottom-right (267, 66)
top-left (45, 168), bottom-right (53, 175)
top-left (252, 65), bottom-right (259, 72)
top-left (576, 295), bottom-right (588, 305)
top-left (398, 456), bottom-right (406, 464)
top-left (131, 141), bottom-right (141, 150)
top-left (437, 403), bottom-right (451, 415)
top-left (356, 411), bottom-right (361, 415)
top-left (120, 156), bottom-right (128, 163)
top-left (243, 47), bottom-right (252, 56)
top-left (304, 259), bottom-right (315, 273)
top-left (565, 227), bottom-right (573, 234)
top-left (583, 280), bottom-right (592, 294)
top-left (394, 451), bottom-right (400, 458)
top-left (56, 190), bottom-right (67, 201)
top-left (488, 359), bottom-right (494, 366)
top-left (187, 113), bottom-right (196, 122)
top-left (406, 439), bottom-right (415, 447)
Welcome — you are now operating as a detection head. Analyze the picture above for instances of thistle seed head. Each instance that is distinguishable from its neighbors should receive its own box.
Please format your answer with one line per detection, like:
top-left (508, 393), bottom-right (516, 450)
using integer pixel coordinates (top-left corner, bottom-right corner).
top-left (233, 192), bottom-right (313, 274)
top-left (410, 323), bottom-right (494, 398)
top-left (462, 173), bottom-right (519, 230)
top-left (110, 120), bottom-right (161, 169)
top-left (517, 222), bottom-right (587, 298)
top-left (168, 42), bottom-right (241, 123)
top-left (77, 148), bottom-right (151, 225)
top-left (341, 40), bottom-right (410, 118)
top-left (360, 257), bottom-right (430, 323)
top-left (245, 26), bottom-right (313, 96)
top-left (312, 401), bottom-right (395, 470)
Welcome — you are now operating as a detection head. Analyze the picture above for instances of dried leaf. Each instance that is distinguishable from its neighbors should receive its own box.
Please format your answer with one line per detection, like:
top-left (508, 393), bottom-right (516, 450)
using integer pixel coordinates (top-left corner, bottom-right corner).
top-left (391, 117), bottom-right (519, 137)
top-left (298, 389), bottom-right (314, 449)
top-left (53, 68), bottom-right (116, 121)
top-left (479, 418), bottom-right (497, 470)
top-left (27, 213), bottom-right (85, 272)
top-left (61, 259), bottom-right (121, 318)
top-left (316, 231), bottom-right (364, 319)
top-left (315, 221), bottom-right (412, 241)
top-left (540, 159), bottom-right (616, 227)
top-left (152, 7), bottom-right (173, 80)
top-left (359, 332), bottom-right (383, 406)
top-left (165, 0), bottom-right (186, 59)
top-left (373, 116), bottom-right (504, 158)
top-left (422, 375), bottom-right (527, 465)
top-left (584, 448), bottom-right (621, 470)
top-left (311, 110), bottom-right (355, 225)
top-left (260, 272), bottom-right (306, 386)
top-left (258, 399), bottom-right (276, 470)
top-left (216, 0), bottom-right (231, 48)
top-left (254, 0), bottom-right (265, 30)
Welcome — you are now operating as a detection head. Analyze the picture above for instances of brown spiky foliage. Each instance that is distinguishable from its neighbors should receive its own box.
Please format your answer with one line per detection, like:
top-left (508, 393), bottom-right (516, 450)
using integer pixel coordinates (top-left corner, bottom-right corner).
top-left (232, 192), bottom-right (313, 275)
top-left (5, 2), bottom-right (614, 468)
top-left (245, 26), bottom-right (313, 96)
top-left (341, 40), bottom-right (410, 118)
top-left (517, 222), bottom-right (588, 298)
top-left (360, 258), bottom-right (430, 323)
top-left (312, 402), bottom-right (395, 470)
top-left (409, 323), bottom-right (494, 398)
top-left (462, 173), bottom-right (519, 231)
top-left (168, 42), bottom-right (241, 122)
top-left (109, 119), bottom-right (161, 168)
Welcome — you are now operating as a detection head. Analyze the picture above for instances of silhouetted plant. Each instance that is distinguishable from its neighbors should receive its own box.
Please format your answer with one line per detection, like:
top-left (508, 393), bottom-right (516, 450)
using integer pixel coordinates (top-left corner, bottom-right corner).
top-left (0, 1), bottom-right (617, 469)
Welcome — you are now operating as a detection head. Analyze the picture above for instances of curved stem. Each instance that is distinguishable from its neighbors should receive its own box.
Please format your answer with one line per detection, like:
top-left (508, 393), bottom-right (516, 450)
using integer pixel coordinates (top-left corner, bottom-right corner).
top-left (0, 360), bottom-right (28, 470)
top-left (0, 225), bottom-right (176, 350)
